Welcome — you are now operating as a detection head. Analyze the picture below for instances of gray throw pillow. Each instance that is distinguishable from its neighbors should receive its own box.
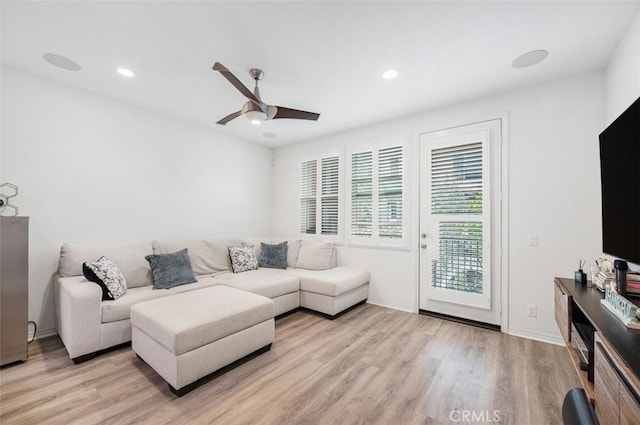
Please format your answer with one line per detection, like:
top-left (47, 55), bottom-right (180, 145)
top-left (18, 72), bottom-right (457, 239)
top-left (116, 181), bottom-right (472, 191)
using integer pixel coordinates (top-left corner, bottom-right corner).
top-left (259, 241), bottom-right (288, 269)
top-left (145, 248), bottom-right (197, 290)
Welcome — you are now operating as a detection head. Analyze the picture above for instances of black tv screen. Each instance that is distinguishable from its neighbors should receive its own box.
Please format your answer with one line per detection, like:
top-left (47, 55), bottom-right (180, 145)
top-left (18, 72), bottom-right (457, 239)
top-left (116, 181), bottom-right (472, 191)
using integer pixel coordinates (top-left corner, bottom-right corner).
top-left (599, 96), bottom-right (640, 265)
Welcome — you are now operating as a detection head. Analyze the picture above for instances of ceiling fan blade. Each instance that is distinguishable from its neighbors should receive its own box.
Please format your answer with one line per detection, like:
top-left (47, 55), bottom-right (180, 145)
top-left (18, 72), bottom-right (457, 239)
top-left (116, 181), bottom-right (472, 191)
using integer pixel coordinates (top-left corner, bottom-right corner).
top-left (216, 110), bottom-right (243, 125)
top-left (212, 62), bottom-right (260, 105)
top-left (270, 106), bottom-right (320, 121)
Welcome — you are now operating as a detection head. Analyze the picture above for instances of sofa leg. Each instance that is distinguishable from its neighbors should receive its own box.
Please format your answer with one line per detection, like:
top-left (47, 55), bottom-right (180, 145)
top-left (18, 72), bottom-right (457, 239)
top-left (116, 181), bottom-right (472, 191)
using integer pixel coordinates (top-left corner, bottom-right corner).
top-left (71, 353), bottom-right (96, 364)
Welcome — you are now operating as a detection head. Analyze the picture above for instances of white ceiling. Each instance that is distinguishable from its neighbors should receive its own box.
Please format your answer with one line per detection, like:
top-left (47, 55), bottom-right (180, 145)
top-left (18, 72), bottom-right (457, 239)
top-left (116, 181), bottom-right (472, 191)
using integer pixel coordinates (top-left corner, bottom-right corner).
top-left (2, 1), bottom-right (639, 147)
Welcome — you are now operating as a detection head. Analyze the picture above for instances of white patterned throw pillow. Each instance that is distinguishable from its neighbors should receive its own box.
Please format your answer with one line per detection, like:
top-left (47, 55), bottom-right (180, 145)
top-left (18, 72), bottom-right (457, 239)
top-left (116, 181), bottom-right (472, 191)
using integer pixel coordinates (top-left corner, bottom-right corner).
top-left (228, 244), bottom-right (259, 273)
top-left (83, 256), bottom-right (127, 300)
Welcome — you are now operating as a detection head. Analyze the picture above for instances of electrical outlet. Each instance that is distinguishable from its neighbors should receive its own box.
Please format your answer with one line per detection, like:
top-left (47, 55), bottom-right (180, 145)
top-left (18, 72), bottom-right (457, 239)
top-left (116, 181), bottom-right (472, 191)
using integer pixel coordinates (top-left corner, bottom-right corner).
top-left (528, 234), bottom-right (538, 246)
top-left (527, 304), bottom-right (537, 318)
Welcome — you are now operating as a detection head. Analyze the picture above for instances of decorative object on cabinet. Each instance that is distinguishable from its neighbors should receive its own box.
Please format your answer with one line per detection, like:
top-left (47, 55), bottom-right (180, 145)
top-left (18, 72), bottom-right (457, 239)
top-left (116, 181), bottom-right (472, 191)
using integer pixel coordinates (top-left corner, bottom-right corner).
top-left (0, 182), bottom-right (19, 217)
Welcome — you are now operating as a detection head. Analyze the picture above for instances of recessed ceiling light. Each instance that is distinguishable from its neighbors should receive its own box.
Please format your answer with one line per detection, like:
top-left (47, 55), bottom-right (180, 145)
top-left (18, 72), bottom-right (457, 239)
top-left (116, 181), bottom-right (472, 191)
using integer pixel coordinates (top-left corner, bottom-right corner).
top-left (251, 119), bottom-right (261, 126)
top-left (42, 53), bottom-right (81, 71)
top-left (512, 50), bottom-right (548, 68)
top-left (382, 69), bottom-right (398, 80)
top-left (117, 68), bottom-right (135, 77)
top-left (262, 132), bottom-right (278, 139)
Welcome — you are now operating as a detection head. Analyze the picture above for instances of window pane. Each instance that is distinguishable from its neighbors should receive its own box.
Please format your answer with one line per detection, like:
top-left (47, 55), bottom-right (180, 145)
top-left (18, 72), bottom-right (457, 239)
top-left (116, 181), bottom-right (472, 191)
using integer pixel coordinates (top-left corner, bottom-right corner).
top-left (431, 143), bottom-right (482, 215)
top-left (300, 160), bottom-right (317, 234)
top-left (321, 157), bottom-right (339, 235)
top-left (379, 145), bottom-right (403, 239)
top-left (431, 221), bottom-right (483, 294)
top-left (351, 151), bottom-right (373, 237)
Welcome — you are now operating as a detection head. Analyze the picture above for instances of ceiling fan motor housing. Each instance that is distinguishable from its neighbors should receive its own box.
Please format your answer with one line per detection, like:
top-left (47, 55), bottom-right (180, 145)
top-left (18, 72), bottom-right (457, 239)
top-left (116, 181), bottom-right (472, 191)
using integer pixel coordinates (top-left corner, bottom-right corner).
top-left (242, 100), bottom-right (267, 121)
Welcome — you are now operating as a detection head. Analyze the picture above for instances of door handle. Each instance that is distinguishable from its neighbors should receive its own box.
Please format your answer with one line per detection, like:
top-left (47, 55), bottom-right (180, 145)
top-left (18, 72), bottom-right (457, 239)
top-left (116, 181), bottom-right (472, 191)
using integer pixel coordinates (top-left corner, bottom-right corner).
top-left (421, 233), bottom-right (427, 239)
top-left (421, 243), bottom-right (427, 249)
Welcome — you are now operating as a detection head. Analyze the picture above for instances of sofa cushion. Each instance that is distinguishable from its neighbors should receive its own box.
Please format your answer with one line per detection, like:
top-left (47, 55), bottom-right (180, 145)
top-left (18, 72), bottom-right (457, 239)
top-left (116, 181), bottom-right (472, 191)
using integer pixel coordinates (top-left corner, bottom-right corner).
top-left (272, 238), bottom-right (302, 268)
top-left (258, 242), bottom-right (288, 269)
top-left (145, 249), bottom-right (197, 290)
top-left (282, 267), bottom-right (370, 297)
top-left (83, 257), bottom-right (127, 300)
top-left (295, 241), bottom-right (336, 270)
top-left (152, 239), bottom-right (240, 276)
top-left (130, 285), bottom-right (274, 355)
top-left (212, 269), bottom-right (299, 299)
top-left (228, 245), bottom-right (259, 273)
top-left (242, 237), bottom-right (272, 260)
top-left (59, 243), bottom-right (153, 288)
top-left (101, 276), bottom-right (221, 323)
top-left (102, 284), bottom-right (169, 323)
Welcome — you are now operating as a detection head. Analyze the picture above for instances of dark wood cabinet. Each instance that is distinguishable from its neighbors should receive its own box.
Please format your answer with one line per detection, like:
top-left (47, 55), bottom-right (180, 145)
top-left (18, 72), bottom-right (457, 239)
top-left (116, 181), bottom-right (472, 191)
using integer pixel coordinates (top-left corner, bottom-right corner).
top-left (555, 281), bottom-right (572, 343)
top-left (620, 381), bottom-right (640, 425)
top-left (594, 336), bottom-right (622, 424)
top-left (554, 278), bottom-right (640, 424)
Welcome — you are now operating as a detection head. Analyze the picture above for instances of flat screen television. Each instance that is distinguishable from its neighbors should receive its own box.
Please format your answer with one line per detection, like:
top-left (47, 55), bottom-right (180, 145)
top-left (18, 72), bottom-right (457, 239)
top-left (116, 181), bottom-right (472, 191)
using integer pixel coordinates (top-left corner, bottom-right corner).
top-left (599, 96), bottom-right (640, 265)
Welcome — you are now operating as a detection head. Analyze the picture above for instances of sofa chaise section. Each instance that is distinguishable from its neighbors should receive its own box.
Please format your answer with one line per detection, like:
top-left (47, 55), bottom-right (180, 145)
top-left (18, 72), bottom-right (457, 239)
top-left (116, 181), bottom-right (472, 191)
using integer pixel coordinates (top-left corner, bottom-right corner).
top-left (281, 267), bottom-right (370, 318)
top-left (211, 269), bottom-right (300, 317)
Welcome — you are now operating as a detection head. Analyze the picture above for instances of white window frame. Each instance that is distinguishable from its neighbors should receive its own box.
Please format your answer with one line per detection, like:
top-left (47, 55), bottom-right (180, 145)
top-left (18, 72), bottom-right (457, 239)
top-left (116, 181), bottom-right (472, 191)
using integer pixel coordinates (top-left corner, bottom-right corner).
top-left (299, 152), bottom-right (342, 242)
top-left (346, 138), bottom-right (409, 249)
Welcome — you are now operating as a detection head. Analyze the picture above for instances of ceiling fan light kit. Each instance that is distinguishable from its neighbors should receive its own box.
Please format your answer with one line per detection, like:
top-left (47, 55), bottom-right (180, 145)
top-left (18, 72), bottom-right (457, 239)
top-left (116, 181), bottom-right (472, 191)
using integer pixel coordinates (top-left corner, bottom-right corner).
top-left (212, 62), bottom-right (320, 126)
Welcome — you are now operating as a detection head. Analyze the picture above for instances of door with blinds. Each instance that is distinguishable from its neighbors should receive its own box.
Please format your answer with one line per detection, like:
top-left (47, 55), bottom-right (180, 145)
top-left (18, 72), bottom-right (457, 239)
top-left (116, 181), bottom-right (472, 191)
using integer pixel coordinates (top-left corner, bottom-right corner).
top-left (419, 120), bottom-right (502, 326)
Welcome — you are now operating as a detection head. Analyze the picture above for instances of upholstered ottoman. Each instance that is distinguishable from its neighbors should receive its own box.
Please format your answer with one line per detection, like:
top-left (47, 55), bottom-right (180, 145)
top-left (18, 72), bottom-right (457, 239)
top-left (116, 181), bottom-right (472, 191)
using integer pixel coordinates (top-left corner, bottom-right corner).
top-left (130, 285), bottom-right (274, 396)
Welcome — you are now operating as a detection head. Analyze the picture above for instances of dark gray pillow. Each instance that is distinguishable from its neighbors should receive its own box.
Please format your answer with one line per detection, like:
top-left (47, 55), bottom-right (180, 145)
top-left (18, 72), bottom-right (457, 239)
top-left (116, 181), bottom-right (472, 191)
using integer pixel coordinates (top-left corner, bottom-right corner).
top-left (145, 248), bottom-right (197, 290)
top-left (259, 241), bottom-right (288, 269)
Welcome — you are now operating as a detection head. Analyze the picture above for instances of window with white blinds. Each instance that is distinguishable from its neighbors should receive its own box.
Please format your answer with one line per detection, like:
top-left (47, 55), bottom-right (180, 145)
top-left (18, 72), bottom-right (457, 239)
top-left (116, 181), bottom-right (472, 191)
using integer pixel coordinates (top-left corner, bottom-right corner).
top-left (351, 152), bottom-right (373, 237)
top-left (321, 157), bottom-right (339, 235)
top-left (300, 160), bottom-right (317, 234)
top-left (299, 155), bottom-right (340, 237)
top-left (431, 143), bottom-right (483, 215)
top-left (430, 142), bottom-right (485, 294)
top-left (379, 146), bottom-right (403, 239)
top-left (348, 143), bottom-right (406, 247)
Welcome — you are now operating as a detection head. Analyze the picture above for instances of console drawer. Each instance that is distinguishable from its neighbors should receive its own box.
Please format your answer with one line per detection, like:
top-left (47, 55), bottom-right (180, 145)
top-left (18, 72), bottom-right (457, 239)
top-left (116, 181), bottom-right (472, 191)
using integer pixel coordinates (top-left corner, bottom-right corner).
top-left (554, 279), bottom-right (572, 344)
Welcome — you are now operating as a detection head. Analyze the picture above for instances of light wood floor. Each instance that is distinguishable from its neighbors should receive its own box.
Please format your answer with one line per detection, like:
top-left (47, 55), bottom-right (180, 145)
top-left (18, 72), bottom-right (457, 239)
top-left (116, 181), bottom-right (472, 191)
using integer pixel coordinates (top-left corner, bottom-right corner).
top-left (0, 304), bottom-right (580, 425)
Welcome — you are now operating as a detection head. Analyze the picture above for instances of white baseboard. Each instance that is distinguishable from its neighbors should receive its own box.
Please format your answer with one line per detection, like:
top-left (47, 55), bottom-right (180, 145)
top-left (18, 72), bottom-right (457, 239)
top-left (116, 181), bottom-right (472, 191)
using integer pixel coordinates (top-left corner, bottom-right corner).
top-left (507, 327), bottom-right (565, 346)
top-left (365, 300), bottom-right (416, 314)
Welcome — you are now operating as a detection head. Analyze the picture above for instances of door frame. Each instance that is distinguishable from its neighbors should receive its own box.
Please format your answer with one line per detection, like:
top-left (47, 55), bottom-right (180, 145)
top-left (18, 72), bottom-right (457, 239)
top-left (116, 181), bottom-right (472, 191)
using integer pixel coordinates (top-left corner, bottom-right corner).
top-left (415, 114), bottom-right (509, 331)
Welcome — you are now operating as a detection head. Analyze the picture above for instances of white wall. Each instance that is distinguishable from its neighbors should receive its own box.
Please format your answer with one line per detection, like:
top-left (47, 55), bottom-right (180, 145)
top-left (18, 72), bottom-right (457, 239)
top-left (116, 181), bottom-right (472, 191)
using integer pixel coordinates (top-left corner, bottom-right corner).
top-left (606, 10), bottom-right (640, 123)
top-left (272, 71), bottom-right (606, 343)
top-left (0, 68), bottom-right (273, 337)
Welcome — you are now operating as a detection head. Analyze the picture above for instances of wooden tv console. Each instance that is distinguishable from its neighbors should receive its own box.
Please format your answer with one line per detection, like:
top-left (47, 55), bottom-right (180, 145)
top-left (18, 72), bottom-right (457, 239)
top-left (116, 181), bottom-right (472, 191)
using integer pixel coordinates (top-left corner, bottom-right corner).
top-left (554, 277), bottom-right (640, 424)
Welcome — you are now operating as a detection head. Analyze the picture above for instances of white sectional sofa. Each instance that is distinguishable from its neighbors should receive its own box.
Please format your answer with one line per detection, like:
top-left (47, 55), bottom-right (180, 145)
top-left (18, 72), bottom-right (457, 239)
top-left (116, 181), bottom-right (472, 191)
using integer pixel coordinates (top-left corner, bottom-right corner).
top-left (55, 237), bottom-right (370, 363)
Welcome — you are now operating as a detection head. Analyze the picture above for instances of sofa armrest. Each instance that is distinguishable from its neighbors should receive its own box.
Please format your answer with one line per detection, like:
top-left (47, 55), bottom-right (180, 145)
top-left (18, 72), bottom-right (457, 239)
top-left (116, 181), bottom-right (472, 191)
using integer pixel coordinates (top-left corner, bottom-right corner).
top-left (56, 276), bottom-right (102, 359)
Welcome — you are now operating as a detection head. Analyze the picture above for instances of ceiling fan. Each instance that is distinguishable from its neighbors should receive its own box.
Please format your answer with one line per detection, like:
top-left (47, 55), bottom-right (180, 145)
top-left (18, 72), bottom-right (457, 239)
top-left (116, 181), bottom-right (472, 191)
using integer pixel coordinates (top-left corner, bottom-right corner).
top-left (212, 62), bottom-right (320, 125)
